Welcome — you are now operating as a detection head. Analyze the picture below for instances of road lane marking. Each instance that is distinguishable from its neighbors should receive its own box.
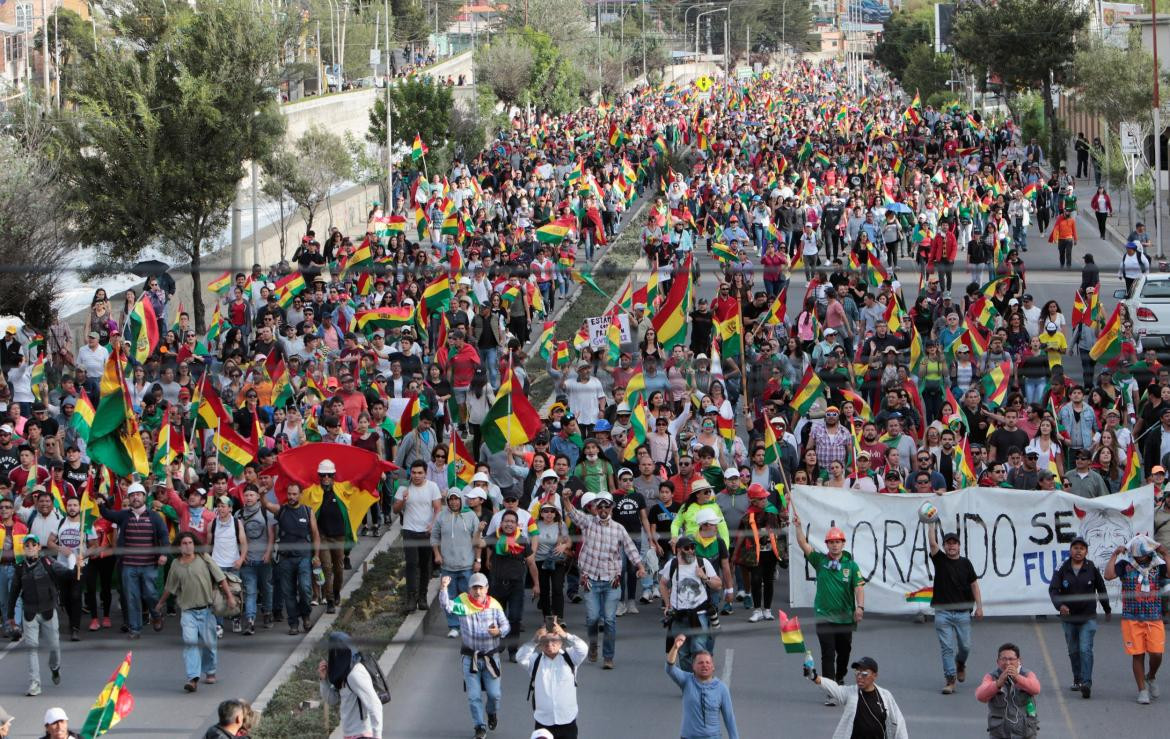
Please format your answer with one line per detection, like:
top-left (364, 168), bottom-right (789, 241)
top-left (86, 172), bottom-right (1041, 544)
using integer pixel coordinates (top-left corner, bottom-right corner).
top-left (0, 638), bottom-right (18, 664)
top-left (1032, 620), bottom-right (1079, 739)
top-left (722, 647), bottom-right (734, 684)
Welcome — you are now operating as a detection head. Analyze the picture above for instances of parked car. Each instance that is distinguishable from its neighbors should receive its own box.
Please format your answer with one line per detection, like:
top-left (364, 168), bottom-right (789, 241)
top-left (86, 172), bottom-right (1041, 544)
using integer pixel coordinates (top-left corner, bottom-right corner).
top-left (1115, 273), bottom-right (1170, 348)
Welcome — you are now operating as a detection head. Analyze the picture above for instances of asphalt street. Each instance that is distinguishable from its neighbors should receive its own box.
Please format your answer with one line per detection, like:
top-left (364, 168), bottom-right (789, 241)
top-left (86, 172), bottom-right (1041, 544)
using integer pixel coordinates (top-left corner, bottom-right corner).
top-left (386, 564), bottom-right (1166, 738)
top-left (0, 532), bottom-right (387, 738)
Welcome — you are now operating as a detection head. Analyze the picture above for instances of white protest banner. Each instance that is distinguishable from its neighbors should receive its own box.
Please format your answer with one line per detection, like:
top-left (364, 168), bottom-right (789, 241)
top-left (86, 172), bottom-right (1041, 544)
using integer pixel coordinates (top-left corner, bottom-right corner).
top-left (787, 485), bottom-right (1156, 616)
top-left (586, 314), bottom-right (630, 349)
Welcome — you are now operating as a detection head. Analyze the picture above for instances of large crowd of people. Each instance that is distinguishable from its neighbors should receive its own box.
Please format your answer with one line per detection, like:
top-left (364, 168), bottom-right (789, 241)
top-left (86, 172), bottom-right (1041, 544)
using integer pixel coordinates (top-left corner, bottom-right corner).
top-left (2, 52), bottom-right (1170, 739)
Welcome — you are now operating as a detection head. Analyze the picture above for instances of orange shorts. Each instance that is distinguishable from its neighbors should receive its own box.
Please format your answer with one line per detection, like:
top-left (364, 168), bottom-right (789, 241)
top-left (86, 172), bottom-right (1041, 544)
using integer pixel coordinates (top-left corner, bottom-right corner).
top-left (1121, 619), bottom-right (1166, 656)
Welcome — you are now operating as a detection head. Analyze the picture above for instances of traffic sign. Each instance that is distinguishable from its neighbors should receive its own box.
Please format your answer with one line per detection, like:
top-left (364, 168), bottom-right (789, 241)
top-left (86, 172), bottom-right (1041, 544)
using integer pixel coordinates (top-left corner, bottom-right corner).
top-left (694, 76), bottom-right (713, 92)
top-left (1120, 122), bottom-right (1141, 157)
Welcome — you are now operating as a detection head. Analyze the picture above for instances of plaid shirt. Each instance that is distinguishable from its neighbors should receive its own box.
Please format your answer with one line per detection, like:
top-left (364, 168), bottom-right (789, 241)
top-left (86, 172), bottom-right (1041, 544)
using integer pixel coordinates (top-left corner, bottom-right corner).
top-left (808, 421), bottom-right (851, 467)
top-left (568, 508), bottom-right (642, 581)
top-left (1116, 561), bottom-right (1169, 622)
top-left (439, 588), bottom-right (510, 652)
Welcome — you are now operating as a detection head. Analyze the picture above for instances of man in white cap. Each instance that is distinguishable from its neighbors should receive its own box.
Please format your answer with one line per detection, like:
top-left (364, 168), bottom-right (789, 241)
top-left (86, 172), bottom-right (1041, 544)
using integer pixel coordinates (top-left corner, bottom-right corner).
top-left (440, 571), bottom-right (510, 739)
top-left (517, 620), bottom-right (588, 738)
top-left (98, 483), bottom-right (168, 638)
top-left (432, 487), bottom-right (484, 638)
top-left (42, 706), bottom-right (79, 739)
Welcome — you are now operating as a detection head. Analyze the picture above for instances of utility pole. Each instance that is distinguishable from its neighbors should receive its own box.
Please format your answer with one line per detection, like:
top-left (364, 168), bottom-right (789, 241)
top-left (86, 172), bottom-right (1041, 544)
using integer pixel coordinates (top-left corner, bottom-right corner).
top-left (641, 0), bottom-right (646, 79)
top-left (41, 0), bottom-right (50, 100)
top-left (385, 0), bottom-right (393, 212)
top-left (745, 25), bottom-right (749, 70)
top-left (1155, 0), bottom-right (1165, 258)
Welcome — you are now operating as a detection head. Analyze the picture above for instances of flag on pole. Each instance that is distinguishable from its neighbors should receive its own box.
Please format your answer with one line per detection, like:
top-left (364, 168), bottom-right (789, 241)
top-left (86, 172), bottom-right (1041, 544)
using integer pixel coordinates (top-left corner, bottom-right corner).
top-left (776, 609), bottom-right (807, 654)
top-left (79, 652), bottom-right (135, 739)
top-left (411, 133), bottom-right (428, 161)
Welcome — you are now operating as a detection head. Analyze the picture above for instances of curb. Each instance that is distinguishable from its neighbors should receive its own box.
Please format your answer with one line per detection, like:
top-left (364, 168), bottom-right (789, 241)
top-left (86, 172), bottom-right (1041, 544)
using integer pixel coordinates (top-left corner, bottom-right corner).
top-left (251, 522), bottom-right (403, 716)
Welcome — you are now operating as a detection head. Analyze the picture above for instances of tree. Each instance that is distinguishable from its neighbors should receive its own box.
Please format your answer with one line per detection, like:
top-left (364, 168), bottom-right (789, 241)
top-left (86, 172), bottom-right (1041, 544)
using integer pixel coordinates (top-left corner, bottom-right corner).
top-left (733, 0), bottom-right (815, 54)
top-left (502, 0), bottom-right (590, 48)
top-left (61, 0), bottom-right (289, 332)
top-left (873, 10), bottom-right (932, 81)
top-left (33, 8), bottom-right (96, 99)
top-left (901, 47), bottom-right (952, 103)
top-left (1072, 36), bottom-right (1162, 131)
top-left (0, 103), bottom-right (79, 327)
top-left (367, 78), bottom-right (453, 157)
top-left (291, 125), bottom-right (352, 233)
top-left (475, 36), bottom-right (535, 107)
top-left (260, 145), bottom-right (301, 262)
top-left (951, 0), bottom-right (1089, 158)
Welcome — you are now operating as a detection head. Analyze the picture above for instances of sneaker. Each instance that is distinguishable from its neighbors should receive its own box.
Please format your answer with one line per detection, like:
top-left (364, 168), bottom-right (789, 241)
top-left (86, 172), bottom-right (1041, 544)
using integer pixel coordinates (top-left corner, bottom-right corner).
top-left (215, 625), bottom-right (224, 638)
top-left (748, 608), bottom-right (764, 623)
top-left (288, 626), bottom-right (300, 635)
top-left (326, 602), bottom-right (336, 614)
top-left (262, 612), bottom-right (273, 629)
top-left (244, 620), bottom-right (255, 636)
top-left (743, 594), bottom-right (754, 610)
top-left (721, 602), bottom-right (734, 615)
top-left (184, 678), bottom-right (199, 693)
top-left (71, 628), bottom-right (80, 642)
top-left (1148, 676), bottom-right (1160, 699)
top-left (823, 698), bottom-right (836, 706)
top-left (569, 594), bottom-right (583, 604)
top-left (1138, 688), bottom-right (1151, 704)
top-left (639, 590), bottom-right (652, 605)
top-left (447, 628), bottom-right (460, 638)
top-left (473, 727), bottom-right (487, 739)
top-left (310, 598), bottom-right (319, 607)
top-left (1081, 683), bottom-right (1092, 699)
top-left (101, 616), bottom-right (112, 629)
top-left (302, 618), bottom-right (313, 633)
top-left (487, 713), bottom-right (498, 730)
top-left (957, 662), bottom-right (966, 683)
top-left (603, 659), bottom-right (614, 670)
top-left (344, 556), bottom-right (352, 569)
top-left (735, 589), bottom-right (746, 601)
top-left (271, 610), bottom-right (284, 622)
top-left (416, 597), bottom-right (428, 612)
top-left (616, 601), bottom-right (627, 617)
top-left (942, 678), bottom-right (956, 695)
top-left (51, 668), bottom-right (61, 685)
top-left (231, 617), bottom-right (242, 633)
top-left (89, 618), bottom-right (100, 632)
top-left (204, 674), bottom-right (217, 684)
top-left (27, 680), bottom-right (41, 696)
top-left (762, 609), bottom-right (775, 620)
top-left (588, 642), bottom-right (598, 662)
top-left (626, 600), bottom-right (639, 614)
top-left (1069, 682), bottom-right (1082, 692)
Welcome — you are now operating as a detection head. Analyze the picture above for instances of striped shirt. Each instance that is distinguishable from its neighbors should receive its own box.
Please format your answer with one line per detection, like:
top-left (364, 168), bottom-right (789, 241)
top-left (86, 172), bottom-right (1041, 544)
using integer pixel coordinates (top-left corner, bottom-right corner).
top-left (567, 508), bottom-right (642, 581)
top-left (122, 511), bottom-right (159, 567)
top-left (439, 589), bottom-right (510, 653)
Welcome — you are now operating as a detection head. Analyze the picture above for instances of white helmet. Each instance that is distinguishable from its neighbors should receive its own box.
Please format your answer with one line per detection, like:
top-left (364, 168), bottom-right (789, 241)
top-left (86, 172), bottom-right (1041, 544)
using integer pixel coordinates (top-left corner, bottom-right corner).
top-left (317, 459), bottom-right (337, 475)
top-left (580, 492), bottom-right (597, 508)
top-left (592, 491), bottom-right (613, 505)
top-left (126, 482), bottom-right (146, 496)
top-left (695, 508), bottom-right (721, 526)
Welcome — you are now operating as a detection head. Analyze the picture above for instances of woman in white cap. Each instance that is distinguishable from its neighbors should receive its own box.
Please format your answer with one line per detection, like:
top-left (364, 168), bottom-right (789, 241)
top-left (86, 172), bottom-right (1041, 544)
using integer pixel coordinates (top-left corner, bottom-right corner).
top-left (40, 707), bottom-right (80, 739)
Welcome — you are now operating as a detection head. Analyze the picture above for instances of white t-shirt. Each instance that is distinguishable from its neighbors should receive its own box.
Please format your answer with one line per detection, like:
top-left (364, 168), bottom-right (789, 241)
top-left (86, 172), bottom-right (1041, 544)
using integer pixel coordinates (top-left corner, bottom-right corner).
top-left (55, 517), bottom-right (84, 567)
top-left (565, 377), bottom-right (606, 425)
top-left (661, 556), bottom-right (717, 610)
top-left (211, 515), bottom-right (241, 568)
top-left (396, 480), bottom-right (442, 532)
top-left (486, 507), bottom-right (533, 538)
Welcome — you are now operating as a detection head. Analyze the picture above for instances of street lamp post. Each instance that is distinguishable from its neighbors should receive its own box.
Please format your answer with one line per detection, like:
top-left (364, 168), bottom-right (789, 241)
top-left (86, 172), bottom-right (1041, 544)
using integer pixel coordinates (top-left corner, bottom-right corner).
top-left (695, 7), bottom-right (727, 58)
top-left (684, 3), bottom-right (716, 57)
top-left (1154, 0), bottom-right (1164, 258)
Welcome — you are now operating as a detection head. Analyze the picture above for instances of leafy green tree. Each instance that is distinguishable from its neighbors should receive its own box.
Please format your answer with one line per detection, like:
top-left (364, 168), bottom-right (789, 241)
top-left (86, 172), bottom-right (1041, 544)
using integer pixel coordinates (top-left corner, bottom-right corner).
top-left (873, 10), bottom-right (932, 81)
top-left (475, 28), bottom-right (584, 114)
top-left (32, 8), bottom-right (96, 99)
top-left (475, 36), bottom-right (535, 107)
top-left (733, 0), bottom-right (815, 53)
top-left (1072, 36), bottom-right (1162, 130)
top-left (366, 77), bottom-right (453, 155)
top-left (951, 0), bottom-right (1089, 158)
top-left (291, 125), bottom-right (352, 233)
top-left (0, 103), bottom-right (79, 325)
top-left (61, 0), bottom-right (288, 332)
top-left (502, 0), bottom-right (590, 48)
top-left (260, 145), bottom-right (302, 261)
top-left (901, 47), bottom-right (952, 102)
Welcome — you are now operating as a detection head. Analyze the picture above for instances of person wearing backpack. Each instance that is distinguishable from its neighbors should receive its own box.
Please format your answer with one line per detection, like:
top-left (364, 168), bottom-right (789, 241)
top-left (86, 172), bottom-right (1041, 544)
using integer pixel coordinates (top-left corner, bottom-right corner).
top-left (318, 631), bottom-right (384, 739)
top-left (659, 535), bottom-right (722, 673)
top-left (153, 531), bottom-right (237, 693)
top-left (236, 487), bottom-right (275, 634)
top-left (207, 495), bottom-right (247, 636)
top-left (517, 621), bottom-right (588, 739)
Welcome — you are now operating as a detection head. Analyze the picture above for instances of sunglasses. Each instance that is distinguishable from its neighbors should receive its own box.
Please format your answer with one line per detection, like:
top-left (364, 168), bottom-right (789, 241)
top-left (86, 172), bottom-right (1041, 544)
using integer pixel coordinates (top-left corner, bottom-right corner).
top-left (854, 670), bottom-right (874, 678)
top-left (677, 545), bottom-right (695, 552)
top-left (594, 501), bottom-right (613, 509)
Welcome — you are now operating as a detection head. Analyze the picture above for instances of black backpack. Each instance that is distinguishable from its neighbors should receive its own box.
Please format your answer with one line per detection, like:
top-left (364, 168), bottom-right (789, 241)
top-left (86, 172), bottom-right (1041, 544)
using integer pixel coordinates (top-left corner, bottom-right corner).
top-left (526, 651), bottom-right (577, 708)
top-left (358, 651), bottom-right (391, 707)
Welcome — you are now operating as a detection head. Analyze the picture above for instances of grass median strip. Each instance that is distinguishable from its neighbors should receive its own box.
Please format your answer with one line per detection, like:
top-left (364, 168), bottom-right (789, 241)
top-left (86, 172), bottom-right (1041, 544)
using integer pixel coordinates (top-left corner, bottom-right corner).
top-left (252, 548), bottom-right (405, 739)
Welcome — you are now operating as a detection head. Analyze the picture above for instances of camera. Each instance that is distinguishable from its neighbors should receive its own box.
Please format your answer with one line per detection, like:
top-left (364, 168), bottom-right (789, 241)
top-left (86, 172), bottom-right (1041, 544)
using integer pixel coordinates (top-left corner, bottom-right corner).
top-left (661, 609), bottom-right (675, 628)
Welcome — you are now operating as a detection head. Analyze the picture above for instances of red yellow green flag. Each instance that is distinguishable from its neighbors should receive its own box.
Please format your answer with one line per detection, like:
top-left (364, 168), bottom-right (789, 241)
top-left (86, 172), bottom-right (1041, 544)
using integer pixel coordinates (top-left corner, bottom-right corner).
top-left (80, 651), bottom-right (135, 739)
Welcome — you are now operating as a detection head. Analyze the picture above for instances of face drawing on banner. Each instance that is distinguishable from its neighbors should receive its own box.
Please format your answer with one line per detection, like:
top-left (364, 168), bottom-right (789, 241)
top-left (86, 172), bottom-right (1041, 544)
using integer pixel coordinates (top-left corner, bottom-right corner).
top-left (1074, 502), bottom-right (1136, 565)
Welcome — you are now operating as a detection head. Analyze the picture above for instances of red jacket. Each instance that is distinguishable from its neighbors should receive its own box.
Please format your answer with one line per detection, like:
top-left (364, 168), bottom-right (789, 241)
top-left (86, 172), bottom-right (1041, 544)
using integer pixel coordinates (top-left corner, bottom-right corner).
top-left (1090, 192), bottom-right (1113, 214)
top-left (437, 342), bottom-right (482, 389)
top-left (929, 229), bottom-right (959, 263)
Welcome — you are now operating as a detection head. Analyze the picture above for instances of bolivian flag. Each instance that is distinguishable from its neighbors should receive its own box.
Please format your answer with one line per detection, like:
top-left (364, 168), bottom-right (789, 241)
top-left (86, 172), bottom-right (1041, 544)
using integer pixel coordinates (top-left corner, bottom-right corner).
top-left (207, 271), bottom-right (232, 294)
top-left (622, 399), bottom-right (650, 461)
top-left (980, 358), bottom-right (1012, 408)
top-left (421, 274), bottom-right (452, 316)
top-left (536, 216), bottom-right (576, 245)
top-left (1090, 303), bottom-right (1124, 364)
top-left (268, 443), bottom-right (396, 542)
top-left (274, 272), bottom-right (306, 309)
top-left (87, 346), bottom-right (149, 478)
top-left (650, 254), bottom-right (692, 351)
top-left (448, 431), bottom-right (476, 489)
top-left (481, 368), bottom-right (544, 453)
top-left (411, 133), bottom-right (428, 161)
top-left (127, 298), bottom-right (160, 364)
top-left (71, 390), bottom-right (96, 442)
top-left (355, 307), bottom-right (415, 334)
top-left (905, 586), bottom-right (934, 603)
top-left (792, 365), bottom-right (824, 415)
top-left (776, 609), bottom-right (806, 654)
top-left (711, 242), bottom-right (739, 263)
top-left (1122, 445), bottom-right (1143, 490)
top-left (80, 651), bottom-right (135, 739)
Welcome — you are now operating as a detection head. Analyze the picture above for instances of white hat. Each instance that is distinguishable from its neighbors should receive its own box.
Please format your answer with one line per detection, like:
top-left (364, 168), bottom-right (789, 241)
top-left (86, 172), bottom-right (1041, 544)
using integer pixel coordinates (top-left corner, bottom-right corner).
top-left (317, 459), bottom-right (337, 475)
top-left (127, 482), bottom-right (146, 495)
top-left (540, 469), bottom-right (559, 481)
top-left (464, 487), bottom-right (487, 500)
top-left (471, 472), bottom-right (491, 485)
top-left (0, 424), bottom-right (12, 434)
top-left (616, 467), bottom-right (634, 478)
top-left (580, 492), bottom-right (597, 508)
top-left (470, 572), bottom-right (489, 588)
top-left (532, 730), bottom-right (555, 739)
top-left (723, 467), bottom-right (740, 478)
top-left (616, 402), bottom-right (631, 414)
top-left (44, 707), bottom-right (68, 725)
top-left (695, 508), bottom-right (721, 526)
top-left (592, 491), bottom-right (613, 504)
top-left (824, 327), bottom-right (837, 335)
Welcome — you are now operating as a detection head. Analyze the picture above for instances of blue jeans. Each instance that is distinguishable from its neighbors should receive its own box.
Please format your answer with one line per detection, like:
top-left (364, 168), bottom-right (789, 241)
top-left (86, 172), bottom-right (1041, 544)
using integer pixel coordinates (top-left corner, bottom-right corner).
top-left (0, 563), bottom-right (21, 629)
top-left (480, 347), bottom-right (500, 387)
top-left (181, 606), bottom-right (218, 679)
top-left (1024, 377), bottom-right (1046, 405)
top-left (461, 654), bottom-right (500, 728)
top-left (122, 564), bottom-right (159, 635)
top-left (669, 610), bottom-right (713, 673)
top-left (240, 561), bottom-right (273, 622)
top-left (277, 556), bottom-right (312, 627)
top-left (584, 578), bottom-right (621, 660)
top-left (934, 609), bottom-right (972, 679)
top-left (442, 568), bottom-right (471, 630)
top-left (1062, 619), bottom-right (1097, 685)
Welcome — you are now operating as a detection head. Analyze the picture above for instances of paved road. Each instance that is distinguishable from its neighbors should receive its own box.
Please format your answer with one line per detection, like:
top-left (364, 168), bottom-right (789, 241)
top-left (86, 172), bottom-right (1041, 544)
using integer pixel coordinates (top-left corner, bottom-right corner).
top-left (0, 532), bottom-right (388, 738)
top-left (386, 564), bottom-right (1164, 738)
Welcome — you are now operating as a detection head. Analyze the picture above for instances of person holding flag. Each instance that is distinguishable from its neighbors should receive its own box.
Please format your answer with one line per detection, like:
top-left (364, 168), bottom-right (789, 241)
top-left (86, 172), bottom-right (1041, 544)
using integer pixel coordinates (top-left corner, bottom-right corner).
top-left (790, 506), bottom-right (865, 703)
top-left (803, 654), bottom-right (909, 739)
top-left (5, 534), bottom-right (73, 696)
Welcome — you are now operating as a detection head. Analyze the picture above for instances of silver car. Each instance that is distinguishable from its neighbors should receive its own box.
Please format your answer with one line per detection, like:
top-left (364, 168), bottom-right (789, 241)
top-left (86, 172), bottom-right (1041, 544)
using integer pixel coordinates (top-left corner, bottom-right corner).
top-left (1115, 273), bottom-right (1170, 348)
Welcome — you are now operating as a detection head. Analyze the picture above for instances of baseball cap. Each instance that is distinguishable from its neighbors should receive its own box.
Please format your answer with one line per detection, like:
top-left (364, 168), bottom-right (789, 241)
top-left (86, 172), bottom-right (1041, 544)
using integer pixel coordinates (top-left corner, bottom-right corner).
top-left (0, 424), bottom-right (13, 434)
top-left (469, 573), bottom-right (489, 588)
top-left (44, 707), bottom-right (68, 725)
top-left (723, 467), bottom-right (740, 478)
top-left (216, 495), bottom-right (233, 508)
top-left (850, 656), bottom-right (879, 673)
top-left (1154, 465), bottom-right (1167, 475)
top-left (1070, 535), bottom-right (1089, 548)
top-left (942, 532), bottom-right (961, 543)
